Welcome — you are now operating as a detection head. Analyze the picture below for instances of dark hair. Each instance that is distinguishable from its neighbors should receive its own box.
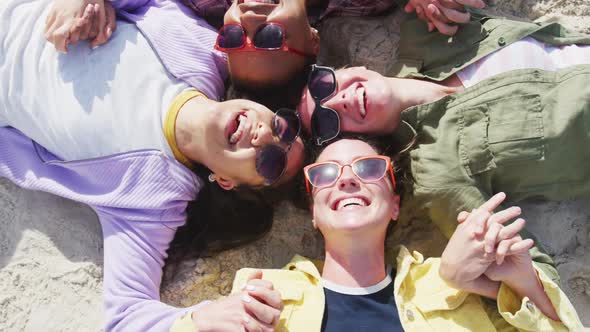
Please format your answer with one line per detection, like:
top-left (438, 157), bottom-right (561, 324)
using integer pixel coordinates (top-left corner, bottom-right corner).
top-left (166, 164), bottom-right (282, 265)
top-left (225, 62), bottom-right (312, 111)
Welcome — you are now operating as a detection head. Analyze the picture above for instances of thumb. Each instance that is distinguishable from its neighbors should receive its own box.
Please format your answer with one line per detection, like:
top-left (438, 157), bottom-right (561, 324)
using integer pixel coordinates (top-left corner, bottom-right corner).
top-left (247, 269), bottom-right (263, 281)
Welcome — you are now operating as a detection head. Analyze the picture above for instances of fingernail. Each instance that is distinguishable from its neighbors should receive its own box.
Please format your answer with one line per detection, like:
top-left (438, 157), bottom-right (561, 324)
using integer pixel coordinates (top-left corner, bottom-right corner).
top-left (240, 283), bottom-right (247, 290)
top-left (243, 315), bottom-right (250, 323)
top-left (242, 295), bottom-right (252, 303)
top-left (107, 27), bottom-right (112, 37)
top-left (246, 285), bottom-right (256, 291)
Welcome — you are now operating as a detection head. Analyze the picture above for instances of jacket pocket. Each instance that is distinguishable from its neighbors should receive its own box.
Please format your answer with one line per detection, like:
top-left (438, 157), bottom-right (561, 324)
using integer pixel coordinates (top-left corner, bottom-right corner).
top-left (459, 94), bottom-right (545, 176)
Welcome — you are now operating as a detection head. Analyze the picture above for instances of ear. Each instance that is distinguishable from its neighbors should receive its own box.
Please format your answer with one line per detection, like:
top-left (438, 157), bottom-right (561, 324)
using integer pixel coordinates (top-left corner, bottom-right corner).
top-left (309, 28), bottom-right (320, 55)
top-left (211, 174), bottom-right (237, 191)
top-left (390, 195), bottom-right (401, 221)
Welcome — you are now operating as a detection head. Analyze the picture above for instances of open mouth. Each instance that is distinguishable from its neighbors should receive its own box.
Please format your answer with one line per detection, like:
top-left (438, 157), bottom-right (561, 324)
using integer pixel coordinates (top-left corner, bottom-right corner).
top-left (332, 196), bottom-right (370, 211)
top-left (356, 86), bottom-right (367, 118)
top-left (227, 113), bottom-right (248, 145)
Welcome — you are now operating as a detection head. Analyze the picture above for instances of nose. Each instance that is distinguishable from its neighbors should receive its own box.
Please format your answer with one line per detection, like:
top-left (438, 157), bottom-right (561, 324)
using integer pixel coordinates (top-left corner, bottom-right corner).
top-left (252, 122), bottom-right (275, 147)
top-left (323, 89), bottom-right (352, 115)
top-left (337, 165), bottom-right (359, 190)
top-left (240, 12), bottom-right (267, 42)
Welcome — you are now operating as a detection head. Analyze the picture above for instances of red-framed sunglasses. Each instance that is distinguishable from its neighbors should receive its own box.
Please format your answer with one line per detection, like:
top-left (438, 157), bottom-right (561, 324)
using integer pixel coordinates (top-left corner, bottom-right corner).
top-left (215, 22), bottom-right (311, 57)
top-left (303, 156), bottom-right (396, 193)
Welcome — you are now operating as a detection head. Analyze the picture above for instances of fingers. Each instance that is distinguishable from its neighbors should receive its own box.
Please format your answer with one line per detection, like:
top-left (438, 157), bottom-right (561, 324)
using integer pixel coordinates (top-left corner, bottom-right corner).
top-left (244, 285), bottom-right (283, 312)
top-left (508, 238), bottom-right (534, 254)
top-left (52, 24), bottom-right (71, 53)
top-left (89, 3), bottom-right (109, 48)
top-left (425, 5), bottom-right (458, 35)
top-left (435, 3), bottom-right (471, 24)
top-left (242, 314), bottom-right (274, 332)
top-left (455, 0), bottom-right (485, 9)
top-left (70, 4), bottom-right (94, 44)
top-left (247, 269), bottom-right (263, 281)
top-left (487, 206), bottom-right (521, 227)
top-left (457, 211), bottom-right (469, 223)
top-left (484, 222), bottom-right (502, 253)
top-left (497, 218), bottom-right (526, 242)
top-left (465, 208), bottom-right (491, 237)
top-left (479, 192), bottom-right (506, 214)
top-left (496, 237), bottom-right (533, 265)
top-left (242, 294), bottom-right (281, 326)
top-left (245, 278), bottom-right (274, 291)
top-left (45, 6), bottom-right (57, 36)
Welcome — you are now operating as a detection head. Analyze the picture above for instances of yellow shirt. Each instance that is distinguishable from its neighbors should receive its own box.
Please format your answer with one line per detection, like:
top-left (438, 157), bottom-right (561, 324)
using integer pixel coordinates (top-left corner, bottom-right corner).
top-left (171, 246), bottom-right (584, 332)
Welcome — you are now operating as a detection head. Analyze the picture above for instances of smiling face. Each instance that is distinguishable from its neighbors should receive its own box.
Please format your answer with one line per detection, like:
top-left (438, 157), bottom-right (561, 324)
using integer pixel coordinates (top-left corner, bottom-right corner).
top-left (223, 0), bottom-right (319, 87)
top-left (189, 98), bottom-right (305, 189)
top-left (298, 67), bottom-right (401, 136)
top-left (309, 139), bottom-right (399, 235)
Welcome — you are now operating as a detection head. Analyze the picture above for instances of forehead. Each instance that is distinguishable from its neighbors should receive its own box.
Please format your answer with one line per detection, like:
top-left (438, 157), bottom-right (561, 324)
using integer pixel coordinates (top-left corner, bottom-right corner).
top-left (317, 140), bottom-right (378, 163)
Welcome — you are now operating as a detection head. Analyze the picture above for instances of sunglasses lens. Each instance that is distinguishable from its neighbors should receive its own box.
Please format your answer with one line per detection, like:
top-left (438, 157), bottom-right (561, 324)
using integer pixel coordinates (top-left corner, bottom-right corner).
top-left (353, 158), bottom-right (387, 181)
top-left (309, 68), bottom-right (336, 100)
top-left (273, 109), bottom-right (300, 144)
top-left (311, 107), bottom-right (339, 146)
top-left (307, 163), bottom-right (339, 187)
top-left (256, 145), bottom-right (287, 184)
top-left (218, 25), bottom-right (245, 49)
top-left (253, 24), bottom-right (284, 49)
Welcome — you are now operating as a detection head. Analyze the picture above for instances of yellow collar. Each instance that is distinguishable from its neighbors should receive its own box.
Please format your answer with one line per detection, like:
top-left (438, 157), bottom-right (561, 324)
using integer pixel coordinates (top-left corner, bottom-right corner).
top-left (287, 245), bottom-right (469, 313)
top-left (163, 89), bottom-right (206, 168)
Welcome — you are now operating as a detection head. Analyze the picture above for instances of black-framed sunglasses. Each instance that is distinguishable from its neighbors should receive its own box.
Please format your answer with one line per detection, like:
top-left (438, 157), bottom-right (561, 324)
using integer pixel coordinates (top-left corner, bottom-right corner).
top-left (255, 108), bottom-right (301, 185)
top-left (308, 65), bottom-right (340, 146)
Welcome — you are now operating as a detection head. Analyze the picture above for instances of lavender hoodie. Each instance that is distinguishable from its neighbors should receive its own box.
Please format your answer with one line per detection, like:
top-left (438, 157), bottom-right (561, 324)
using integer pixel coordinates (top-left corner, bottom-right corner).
top-left (0, 127), bottom-right (205, 331)
top-left (112, 0), bottom-right (228, 100)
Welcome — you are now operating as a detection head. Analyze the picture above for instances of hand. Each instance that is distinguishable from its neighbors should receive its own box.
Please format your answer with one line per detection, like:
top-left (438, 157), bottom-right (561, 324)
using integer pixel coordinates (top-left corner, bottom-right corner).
top-left (192, 270), bottom-right (282, 332)
top-left (440, 193), bottom-right (519, 294)
top-left (404, 0), bottom-right (485, 36)
top-left (45, 0), bottom-right (116, 53)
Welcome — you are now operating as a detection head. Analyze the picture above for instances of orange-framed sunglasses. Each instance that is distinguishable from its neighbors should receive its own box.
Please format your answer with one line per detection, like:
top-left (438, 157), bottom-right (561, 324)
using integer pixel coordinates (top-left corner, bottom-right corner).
top-left (303, 155), bottom-right (396, 193)
top-left (214, 22), bottom-right (312, 57)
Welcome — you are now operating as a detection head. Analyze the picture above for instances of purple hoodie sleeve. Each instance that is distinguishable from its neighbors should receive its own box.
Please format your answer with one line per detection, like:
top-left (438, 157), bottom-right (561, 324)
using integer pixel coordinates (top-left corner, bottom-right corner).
top-left (0, 127), bottom-right (207, 331)
top-left (100, 211), bottom-right (208, 331)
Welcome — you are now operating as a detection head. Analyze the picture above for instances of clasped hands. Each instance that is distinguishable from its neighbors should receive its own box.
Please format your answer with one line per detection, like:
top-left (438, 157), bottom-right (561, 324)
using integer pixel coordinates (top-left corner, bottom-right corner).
top-left (44, 0), bottom-right (116, 53)
top-left (440, 192), bottom-right (539, 299)
top-left (403, 0), bottom-right (486, 35)
top-left (192, 270), bottom-right (283, 332)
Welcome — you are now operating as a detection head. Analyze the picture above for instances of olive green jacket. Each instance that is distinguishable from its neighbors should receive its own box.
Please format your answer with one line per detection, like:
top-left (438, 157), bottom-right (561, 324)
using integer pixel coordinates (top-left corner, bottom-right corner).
top-left (391, 10), bottom-right (590, 284)
top-left (390, 8), bottom-right (590, 80)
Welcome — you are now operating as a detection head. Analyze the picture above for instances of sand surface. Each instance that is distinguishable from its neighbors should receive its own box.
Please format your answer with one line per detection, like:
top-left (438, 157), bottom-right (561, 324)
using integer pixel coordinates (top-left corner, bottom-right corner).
top-left (1, 0), bottom-right (589, 330)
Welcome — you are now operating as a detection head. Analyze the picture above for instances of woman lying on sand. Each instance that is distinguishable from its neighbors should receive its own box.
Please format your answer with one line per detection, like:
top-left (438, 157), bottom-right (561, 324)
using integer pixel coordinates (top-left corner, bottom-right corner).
top-left (1, 0), bottom-right (305, 330)
top-left (173, 137), bottom-right (584, 331)
top-left (296, 8), bottom-right (590, 283)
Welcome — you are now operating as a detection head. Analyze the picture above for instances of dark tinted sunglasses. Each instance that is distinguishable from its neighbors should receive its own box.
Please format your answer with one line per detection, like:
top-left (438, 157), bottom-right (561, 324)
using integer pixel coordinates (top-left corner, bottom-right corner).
top-left (308, 65), bottom-right (340, 146)
top-left (256, 108), bottom-right (301, 185)
top-left (215, 23), bottom-right (310, 57)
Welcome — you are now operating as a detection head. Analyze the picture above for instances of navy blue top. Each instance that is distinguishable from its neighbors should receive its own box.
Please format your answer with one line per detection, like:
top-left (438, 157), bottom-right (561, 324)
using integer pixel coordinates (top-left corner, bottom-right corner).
top-left (321, 268), bottom-right (403, 332)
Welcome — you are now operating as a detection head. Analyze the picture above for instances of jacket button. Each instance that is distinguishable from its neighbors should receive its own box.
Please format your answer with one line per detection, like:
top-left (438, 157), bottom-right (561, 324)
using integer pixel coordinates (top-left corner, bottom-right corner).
top-left (498, 37), bottom-right (506, 46)
top-left (526, 300), bottom-right (535, 312)
top-left (406, 309), bottom-right (415, 321)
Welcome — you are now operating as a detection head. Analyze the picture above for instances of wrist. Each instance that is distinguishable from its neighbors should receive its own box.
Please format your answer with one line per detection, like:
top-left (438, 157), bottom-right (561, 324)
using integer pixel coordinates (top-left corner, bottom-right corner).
top-left (500, 263), bottom-right (538, 295)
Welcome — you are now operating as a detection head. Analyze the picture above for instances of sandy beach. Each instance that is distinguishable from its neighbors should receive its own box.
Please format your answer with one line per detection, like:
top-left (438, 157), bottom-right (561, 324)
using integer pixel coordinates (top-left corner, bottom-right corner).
top-left (1, 0), bottom-right (589, 330)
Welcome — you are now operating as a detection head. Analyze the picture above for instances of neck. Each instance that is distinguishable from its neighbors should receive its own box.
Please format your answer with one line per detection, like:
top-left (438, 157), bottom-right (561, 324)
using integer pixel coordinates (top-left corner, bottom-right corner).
top-left (322, 233), bottom-right (387, 288)
top-left (388, 77), bottom-right (460, 113)
top-left (174, 95), bottom-right (213, 165)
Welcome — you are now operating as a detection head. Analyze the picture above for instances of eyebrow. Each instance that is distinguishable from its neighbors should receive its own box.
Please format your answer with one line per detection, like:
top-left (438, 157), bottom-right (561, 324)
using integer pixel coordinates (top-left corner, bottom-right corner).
top-left (319, 156), bottom-right (364, 164)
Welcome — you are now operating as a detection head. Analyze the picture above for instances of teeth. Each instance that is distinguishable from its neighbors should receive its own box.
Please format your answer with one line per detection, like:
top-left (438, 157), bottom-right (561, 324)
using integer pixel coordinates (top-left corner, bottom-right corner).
top-left (357, 87), bottom-right (366, 118)
top-left (336, 197), bottom-right (367, 210)
top-left (229, 115), bottom-right (247, 145)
